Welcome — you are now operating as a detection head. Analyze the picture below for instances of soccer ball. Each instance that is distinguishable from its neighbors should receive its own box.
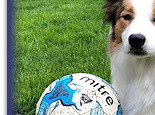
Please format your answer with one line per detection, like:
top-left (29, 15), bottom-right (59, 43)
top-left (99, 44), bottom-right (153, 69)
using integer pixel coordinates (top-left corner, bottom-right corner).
top-left (36, 73), bottom-right (122, 115)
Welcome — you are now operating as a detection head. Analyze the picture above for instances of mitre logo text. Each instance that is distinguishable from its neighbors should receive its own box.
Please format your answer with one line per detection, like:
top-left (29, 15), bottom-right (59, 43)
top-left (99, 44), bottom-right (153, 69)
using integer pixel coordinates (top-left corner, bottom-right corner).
top-left (80, 77), bottom-right (113, 106)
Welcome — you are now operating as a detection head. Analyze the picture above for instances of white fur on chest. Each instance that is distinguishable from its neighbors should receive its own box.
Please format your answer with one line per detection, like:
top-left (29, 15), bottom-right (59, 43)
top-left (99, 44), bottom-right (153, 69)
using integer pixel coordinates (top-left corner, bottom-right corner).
top-left (110, 46), bottom-right (155, 115)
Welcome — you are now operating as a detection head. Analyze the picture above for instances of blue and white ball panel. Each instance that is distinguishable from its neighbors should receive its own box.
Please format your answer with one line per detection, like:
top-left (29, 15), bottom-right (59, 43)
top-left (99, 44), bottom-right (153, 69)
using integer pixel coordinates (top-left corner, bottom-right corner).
top-left (36, 73), bottom-right (122, 115)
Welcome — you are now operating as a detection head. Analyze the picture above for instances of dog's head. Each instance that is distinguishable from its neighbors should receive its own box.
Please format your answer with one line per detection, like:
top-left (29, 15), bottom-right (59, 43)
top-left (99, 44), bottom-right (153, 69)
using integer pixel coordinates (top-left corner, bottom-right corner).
top-left (104, 0), bottom-right (155, 58)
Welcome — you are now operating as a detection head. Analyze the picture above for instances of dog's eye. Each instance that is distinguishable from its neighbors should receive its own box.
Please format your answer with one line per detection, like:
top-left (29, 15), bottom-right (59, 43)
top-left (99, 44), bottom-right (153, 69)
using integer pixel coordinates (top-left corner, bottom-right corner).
top-left (122, 14), bottom-right (132, 21)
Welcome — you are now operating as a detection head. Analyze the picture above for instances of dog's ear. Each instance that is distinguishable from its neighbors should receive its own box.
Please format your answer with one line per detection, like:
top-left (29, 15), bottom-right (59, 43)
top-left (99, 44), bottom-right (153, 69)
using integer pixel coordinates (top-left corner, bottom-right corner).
top-left (103, 0), bottom-right (123, 26)
top-left (103, 0), bottom-right (123, 41)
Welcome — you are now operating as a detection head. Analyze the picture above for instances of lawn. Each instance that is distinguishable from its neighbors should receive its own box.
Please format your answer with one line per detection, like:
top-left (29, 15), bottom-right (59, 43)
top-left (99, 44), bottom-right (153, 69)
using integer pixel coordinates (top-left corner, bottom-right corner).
top-left (14, 0), bottom-right (110, 114)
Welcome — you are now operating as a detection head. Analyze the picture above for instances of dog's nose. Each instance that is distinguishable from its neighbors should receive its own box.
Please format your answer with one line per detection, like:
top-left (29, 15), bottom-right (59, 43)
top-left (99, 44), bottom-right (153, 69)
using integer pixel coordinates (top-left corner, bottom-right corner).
top-left (129, 34), bottom-right (146, 48)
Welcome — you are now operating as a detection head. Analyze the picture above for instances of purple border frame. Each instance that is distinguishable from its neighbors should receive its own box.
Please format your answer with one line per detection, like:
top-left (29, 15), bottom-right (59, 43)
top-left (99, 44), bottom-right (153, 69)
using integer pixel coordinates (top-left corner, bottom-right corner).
top-left (7, 0), bottom-right (14, 114)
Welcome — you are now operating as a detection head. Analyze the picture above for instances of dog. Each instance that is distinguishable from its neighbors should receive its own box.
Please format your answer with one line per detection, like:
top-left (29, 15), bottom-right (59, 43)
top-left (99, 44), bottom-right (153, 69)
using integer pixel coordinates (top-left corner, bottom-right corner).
top-left (104, 0), bottom-right (155, 114)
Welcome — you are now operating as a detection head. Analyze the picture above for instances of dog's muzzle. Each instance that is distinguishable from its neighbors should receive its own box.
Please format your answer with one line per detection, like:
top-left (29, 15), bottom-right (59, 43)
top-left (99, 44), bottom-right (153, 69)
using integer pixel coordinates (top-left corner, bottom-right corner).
top-left (128, 34), bottom-right (147, 55)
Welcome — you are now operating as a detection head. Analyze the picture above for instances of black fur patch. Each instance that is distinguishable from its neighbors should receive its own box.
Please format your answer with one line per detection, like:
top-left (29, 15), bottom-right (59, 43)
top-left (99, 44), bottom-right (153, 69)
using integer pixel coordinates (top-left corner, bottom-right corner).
top-left (104, 0), bottom-right (124, 40)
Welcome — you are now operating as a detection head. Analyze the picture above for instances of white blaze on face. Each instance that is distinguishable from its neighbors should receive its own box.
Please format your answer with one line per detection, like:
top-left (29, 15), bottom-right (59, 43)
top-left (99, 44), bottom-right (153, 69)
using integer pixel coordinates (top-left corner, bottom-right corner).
top-left (122, 0), bottom-right (155, 56)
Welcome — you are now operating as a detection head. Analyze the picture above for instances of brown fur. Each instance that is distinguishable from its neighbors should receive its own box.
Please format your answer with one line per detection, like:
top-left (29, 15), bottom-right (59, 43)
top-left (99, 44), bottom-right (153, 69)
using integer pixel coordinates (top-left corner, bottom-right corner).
top-left (104, 0), bottom-right (123, 40)
top-left (104, 0), bottom-right (135, 54)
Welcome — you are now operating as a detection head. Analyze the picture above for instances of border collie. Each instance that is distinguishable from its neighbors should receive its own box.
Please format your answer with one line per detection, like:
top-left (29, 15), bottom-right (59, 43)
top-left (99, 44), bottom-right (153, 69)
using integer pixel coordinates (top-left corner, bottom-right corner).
top-left (104, 0), bottom-right (155, 114)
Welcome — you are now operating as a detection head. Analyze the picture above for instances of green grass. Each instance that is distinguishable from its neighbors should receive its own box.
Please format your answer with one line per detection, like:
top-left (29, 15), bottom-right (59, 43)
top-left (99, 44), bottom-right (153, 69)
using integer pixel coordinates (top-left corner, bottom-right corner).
top-left (14, 0), bottom-right (110, 114)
